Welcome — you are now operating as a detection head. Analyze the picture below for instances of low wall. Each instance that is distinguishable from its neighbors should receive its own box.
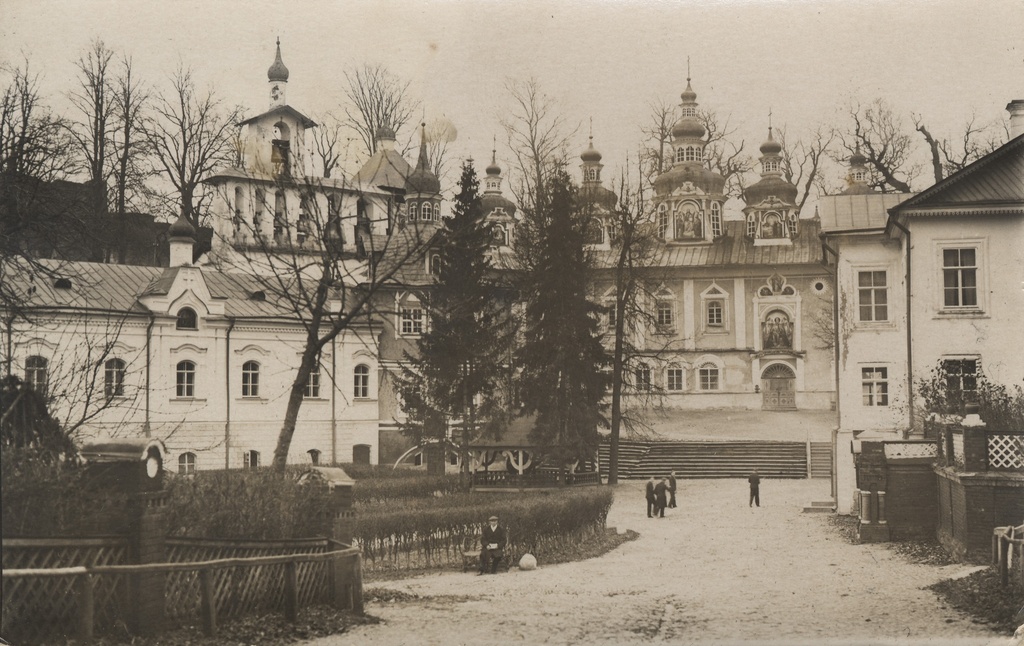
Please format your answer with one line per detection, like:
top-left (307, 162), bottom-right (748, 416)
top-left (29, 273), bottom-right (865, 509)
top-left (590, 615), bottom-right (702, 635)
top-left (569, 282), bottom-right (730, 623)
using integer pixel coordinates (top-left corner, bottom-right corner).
top-left (935, 467), bottom-right (1024, 562)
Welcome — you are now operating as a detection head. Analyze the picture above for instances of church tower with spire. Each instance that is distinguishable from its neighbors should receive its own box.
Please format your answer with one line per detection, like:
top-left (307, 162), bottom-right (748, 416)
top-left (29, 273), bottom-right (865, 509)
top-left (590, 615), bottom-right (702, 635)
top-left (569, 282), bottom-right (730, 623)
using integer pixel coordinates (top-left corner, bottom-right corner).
top-left (404, 123), bottom-right (442, 228)
top-left (579, 133), bottom-right (617, 246)
top-left (267, 37), bottom-right (289, 108)
top-left (480, 146), bottom-right (517, 248)
top-left (742, 119), bottom-right (800, 242)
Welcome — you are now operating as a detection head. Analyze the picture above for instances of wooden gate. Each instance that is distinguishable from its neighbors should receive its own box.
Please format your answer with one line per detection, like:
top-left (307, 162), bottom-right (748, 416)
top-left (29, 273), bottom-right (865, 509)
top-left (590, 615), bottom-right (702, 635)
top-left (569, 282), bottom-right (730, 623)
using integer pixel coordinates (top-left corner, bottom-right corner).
top-left (762, 364), bottom-right (796, 410)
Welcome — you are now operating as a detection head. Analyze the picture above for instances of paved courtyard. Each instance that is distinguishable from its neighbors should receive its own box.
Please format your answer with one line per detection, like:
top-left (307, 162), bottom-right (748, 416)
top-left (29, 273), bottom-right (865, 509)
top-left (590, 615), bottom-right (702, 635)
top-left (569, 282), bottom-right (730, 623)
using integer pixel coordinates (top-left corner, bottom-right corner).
top-left (312, 478), bottom-right (1001, 645)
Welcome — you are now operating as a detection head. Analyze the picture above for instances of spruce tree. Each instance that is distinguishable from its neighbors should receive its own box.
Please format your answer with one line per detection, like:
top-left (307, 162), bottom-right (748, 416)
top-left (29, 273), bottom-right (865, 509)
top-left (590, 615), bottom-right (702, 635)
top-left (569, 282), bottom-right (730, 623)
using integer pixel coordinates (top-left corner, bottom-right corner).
top-left (401, 159), bottom-right (510, 473)
top-left (516, 168), bottom-right (609, 466)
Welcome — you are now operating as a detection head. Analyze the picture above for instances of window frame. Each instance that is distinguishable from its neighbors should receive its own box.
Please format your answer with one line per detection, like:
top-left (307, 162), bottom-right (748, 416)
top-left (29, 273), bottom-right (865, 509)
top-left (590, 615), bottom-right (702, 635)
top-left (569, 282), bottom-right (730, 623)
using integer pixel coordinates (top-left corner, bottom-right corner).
top-left (656, 300), bottom-right (674, 328)
top-left (104, 358), bottom-right (126, 398)
top-left (698, 364), bottom-right (721, 391)
top-left (175, 360), bottom-right (196, 398)
top-left (244, 450), bottom-right (260, 470)
top-left (354, 364), bottom-right (371, 399)
top-left (25, 355), bottom-right (49, 396)
top-left (634, 365), bottom-right (652, 392)
top-left (941, 245), bottom-right (980, 310)
top-left (861, 366), bottom-right (889, 406)
top-left (178, 452), bottom-right (197, 475)
top-left (710, 202), bottom-right (722, 237)
top-left (304, 361), bottom-right (321, 399)
top-left (241, 360), bottom-right (260, 398)
top-left (940, 357), bottom-right (979, 400)
top-left (666, 366), bottom-right (685, 392)
top-left (856, 269), bottom-right (889, 323)
top-left (176, 307), bottom-right (198, 330)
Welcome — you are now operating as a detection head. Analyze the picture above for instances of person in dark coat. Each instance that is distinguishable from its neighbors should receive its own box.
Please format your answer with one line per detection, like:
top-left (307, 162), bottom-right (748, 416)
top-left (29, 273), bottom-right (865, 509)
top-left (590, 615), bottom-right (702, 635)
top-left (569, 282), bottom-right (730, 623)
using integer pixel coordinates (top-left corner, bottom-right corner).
top-left (748, 468), bottom-right (761, 507)
top-left (479, 515), bottom-right (508, 574)
top-left (654, 477), bottom-right (668, 517)
top-left (645, 477), bottom-right (656, 518)
top-left (668, 471), bottom-right (678, 508)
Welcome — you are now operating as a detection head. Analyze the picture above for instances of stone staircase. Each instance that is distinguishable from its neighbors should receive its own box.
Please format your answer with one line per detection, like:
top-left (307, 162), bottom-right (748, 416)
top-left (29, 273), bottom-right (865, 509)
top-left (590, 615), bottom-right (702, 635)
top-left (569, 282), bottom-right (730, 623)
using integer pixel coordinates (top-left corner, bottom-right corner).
top-left (599, 440), bottom-right (810, 479)
top-left (809, 442), bottom-right (832, 478)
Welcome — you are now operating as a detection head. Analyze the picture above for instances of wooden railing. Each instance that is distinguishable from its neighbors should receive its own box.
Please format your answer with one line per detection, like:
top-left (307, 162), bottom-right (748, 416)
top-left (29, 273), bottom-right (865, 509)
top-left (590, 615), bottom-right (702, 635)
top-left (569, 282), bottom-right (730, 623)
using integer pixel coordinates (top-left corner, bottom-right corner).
top-left (993, 523), bottom-right (1024, 586)
top-left (936, 425), bottom-right (1024, 472)
top-left (1, 544), bottom-right (362, 641)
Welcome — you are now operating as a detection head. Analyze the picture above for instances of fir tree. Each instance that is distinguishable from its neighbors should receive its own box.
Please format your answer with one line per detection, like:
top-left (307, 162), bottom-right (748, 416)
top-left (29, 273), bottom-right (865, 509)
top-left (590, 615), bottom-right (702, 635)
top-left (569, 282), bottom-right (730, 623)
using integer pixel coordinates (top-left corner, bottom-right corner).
top-left (401, 159), bottom-right (511, 473)
top-left (516, 168), bottom-right (609, 465)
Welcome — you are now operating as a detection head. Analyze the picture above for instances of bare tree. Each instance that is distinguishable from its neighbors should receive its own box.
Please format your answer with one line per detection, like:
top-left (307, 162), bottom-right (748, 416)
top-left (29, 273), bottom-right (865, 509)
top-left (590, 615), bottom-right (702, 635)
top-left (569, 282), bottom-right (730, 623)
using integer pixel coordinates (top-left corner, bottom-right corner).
top-left (109, 55), bottom-right (150, 219)
top-left (311, 111), bottom-right (349, 179)
top-left (147, 65), bottom-right (244, 229)
top-left (424, 116), bottom-right (457, 188)
top-left (500, 77), bottom-right (579, 214)
top-left (639, 97), bottom-right (675, 183)
top-left (1, 61), bottom-right (75, 183)
top-left (67, 39), bottom-right (115, 209)
top-left (775, 125), bottom-right (836, 214)
top-left (343, 64), bottom-right (419, 157)
top-left (914, 112), bottom-right (1007, 183)
top-left (839, 99), bottom-right (917, 193)
top-left (699, 108), bottom-right (752, 198)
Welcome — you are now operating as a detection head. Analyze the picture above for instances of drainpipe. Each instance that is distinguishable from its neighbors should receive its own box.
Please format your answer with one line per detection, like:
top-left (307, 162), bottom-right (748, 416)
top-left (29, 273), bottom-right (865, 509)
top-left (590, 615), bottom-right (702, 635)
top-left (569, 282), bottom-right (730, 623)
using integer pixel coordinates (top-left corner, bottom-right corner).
top-left (331, 334), bottom-right (338, 465)
top-left (4, 315), bottom-right (14, 379)
top-left (820, 235), bottom-right (840, 500)
top-left (890, 219), bottom-right (914, 433)
top-left (144, 313), bottom-right (155, 438)
top-left (224, 317), bottom-right (235, 469)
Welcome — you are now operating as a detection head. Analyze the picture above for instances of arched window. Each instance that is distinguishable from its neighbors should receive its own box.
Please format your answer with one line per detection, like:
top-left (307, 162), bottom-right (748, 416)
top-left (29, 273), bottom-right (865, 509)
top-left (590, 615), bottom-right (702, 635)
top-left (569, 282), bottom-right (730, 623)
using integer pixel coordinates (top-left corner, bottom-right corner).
top-left (25, 355), bottom-right (48, 395)
top-left (176, 307), bottom-right (197, 330)
top-left (429, 253), bottom-right (442, 276)
top-left (408, 202), bottom-right (418, 221)
top-left (307, 449), bottom-right (321, 465)
top-left (707, 299), bottom-right (724, 327)
top-left (710, 202), bottom-right (722, 237)
top-left (178, 452), bottom-right (196, 475)
top-left (681, 106), bottom-right (696, 118)
top-left (233, 186), bottom-right (245, 233)
top-left (244, 450), bottom-right (260, 469)
top-left (747, 214), bottom-right (758, 238)
top-left (422, 202), bottom-right (433, 221)
top-left (491, 224), bottom-right (507, 247)
top-left (399, 294), bottom-right (424, 336)
top-left (584, 218), bottom-right (605, 245)
top-left (761, 211), bottom-right (785, 238)
top-left (675, 147), bottom-right (685, 163)
top-left (242, 361), bottom-right (260, 398)
top-left (657, 205), bottom-right (669, 239)
top-left (104, 358), bottom-right (126, 398)
top-left (354, 364), bottom-right (370, 399)
top-left (685, 146), bottom-right (698, 162)
top-left (254, 189), bottom-right (265, 232)
top-left (176, 360), bottom-right (196, 398)
top-left (787, 214), bottom-right (798, 237)
top-left (304, 361), bottom-right (321, 398)
top-left (698, 363), bottom-right (720, 391)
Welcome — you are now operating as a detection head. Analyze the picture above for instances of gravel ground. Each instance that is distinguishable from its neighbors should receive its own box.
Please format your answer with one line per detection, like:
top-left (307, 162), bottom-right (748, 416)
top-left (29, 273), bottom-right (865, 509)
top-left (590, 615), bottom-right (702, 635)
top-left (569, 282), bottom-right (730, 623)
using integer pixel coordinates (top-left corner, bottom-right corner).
top-left (309, 479), bottom-right (1004, 646)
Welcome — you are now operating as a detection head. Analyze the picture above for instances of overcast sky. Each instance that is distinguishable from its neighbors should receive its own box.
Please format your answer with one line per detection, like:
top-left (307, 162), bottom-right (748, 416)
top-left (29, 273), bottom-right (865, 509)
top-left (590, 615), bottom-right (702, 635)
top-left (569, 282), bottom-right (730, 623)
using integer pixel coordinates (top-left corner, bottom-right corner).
top-left (4, 0), bottom-right (1023, 202)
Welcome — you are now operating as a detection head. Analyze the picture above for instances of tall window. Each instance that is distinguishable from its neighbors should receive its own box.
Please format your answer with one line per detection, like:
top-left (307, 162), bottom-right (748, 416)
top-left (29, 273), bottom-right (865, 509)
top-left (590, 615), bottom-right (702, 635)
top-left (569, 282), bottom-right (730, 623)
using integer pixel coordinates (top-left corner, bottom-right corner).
top-left (354, 364), bottom-right (370, 399)
top-left (254, 189), bottom-right (265, 233)
top-left (429, 253), bottom-right (442, 276)
top-left (787, 214), bottom-right (798, 237)
top-left (401, 306), bottom-right (423, 335)
top-left (941, 359), bottom-right (978, 399)
top-left (422, 203), bottom-right (433, 221)
top-left (657, 205), bottom-right (669, 239)
top-left (710, 202), bottom-right (722, 237)
top-left (176, 307), bottom-right (197, 330)
top-left (176, 361), bottom-right (195, 398)
top-left (104, 358), bottom-right (126, 398)
top-left (408, 203), bottom-right (418, 221)
top-left (861, 367), bottom-right (889, 406)
top-left (675, 147), bottom-right (686, 163)
top-left (242, 361), bottom-right (260, 397)
top-left (304, 361), bottom-right (321, 398)
top-left (656, 301), bottom-right (674, 328)
top-left (706, 300), bottom-right (724, 327)
top-left (25, 355), bottom-right (48, 396)
top-left (942, 248), bottom-right (978, 308)
top-left (634, 366), bottom-right (652, 391)
top-left (857, 271), bottom-right (888, 322)
top-left (244, 450), bottom-right (260, 469)
top-left (746, 215), bottom-right (757, 238)
top-left (698, 364), bottom-right (720, 391)
top-left (667, 366), bottom-right (685, 392)
top-left (274, 191), bottom-right (287, 241)
top-left (178, 452), bottom-right (196, 475)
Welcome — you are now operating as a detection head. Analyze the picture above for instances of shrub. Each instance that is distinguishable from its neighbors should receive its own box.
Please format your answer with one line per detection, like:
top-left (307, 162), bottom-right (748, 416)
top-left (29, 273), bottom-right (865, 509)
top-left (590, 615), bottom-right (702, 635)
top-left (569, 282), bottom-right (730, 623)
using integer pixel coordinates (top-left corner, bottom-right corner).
top-left (347, 467), bottom-right (463, 504)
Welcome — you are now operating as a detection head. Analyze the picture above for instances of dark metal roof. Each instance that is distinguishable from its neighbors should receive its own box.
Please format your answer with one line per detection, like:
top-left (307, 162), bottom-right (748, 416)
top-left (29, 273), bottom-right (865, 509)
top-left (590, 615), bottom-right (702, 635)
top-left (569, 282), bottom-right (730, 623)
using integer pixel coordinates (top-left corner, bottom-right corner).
top-left (238, 105), bottom-right (316, 130)
top-left (819, 193), bottom-right (916, 232)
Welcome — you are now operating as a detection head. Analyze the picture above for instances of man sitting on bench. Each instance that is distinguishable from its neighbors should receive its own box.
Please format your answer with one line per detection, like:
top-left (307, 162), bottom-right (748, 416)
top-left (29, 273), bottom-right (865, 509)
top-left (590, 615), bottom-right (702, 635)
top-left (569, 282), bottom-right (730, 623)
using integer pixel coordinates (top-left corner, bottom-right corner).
top-left (479, 514), bottom-right (507, 575)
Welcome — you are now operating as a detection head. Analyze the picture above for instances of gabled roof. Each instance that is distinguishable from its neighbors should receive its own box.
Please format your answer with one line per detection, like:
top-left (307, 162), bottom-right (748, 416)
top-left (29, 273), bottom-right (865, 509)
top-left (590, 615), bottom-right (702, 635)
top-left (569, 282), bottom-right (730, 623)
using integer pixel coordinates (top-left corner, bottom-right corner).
top-left (372, 224), bottom-right (440, 287)
top-left (239, 105), bottom-right (317, 130)
top-left (889, 134), bottom-right (1024, 220)
top-left (819, 192), bottom-right (916, 233)
top-left (354, 148), bottom-right (412, 192)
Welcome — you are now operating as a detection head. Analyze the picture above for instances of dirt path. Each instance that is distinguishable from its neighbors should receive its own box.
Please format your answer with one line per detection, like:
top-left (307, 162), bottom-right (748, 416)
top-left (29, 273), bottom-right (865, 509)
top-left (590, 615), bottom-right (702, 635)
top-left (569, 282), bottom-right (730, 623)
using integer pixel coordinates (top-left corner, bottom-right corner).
top-left (312, 479), bottom-right (1001, 645)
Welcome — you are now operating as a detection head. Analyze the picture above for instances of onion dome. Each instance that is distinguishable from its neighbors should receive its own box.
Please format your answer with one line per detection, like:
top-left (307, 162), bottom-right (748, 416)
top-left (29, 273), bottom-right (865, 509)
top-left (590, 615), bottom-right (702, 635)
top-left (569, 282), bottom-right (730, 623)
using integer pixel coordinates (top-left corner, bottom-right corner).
top-left (653, 164), bottom-right (726, 196)
top-left (168, 214), bottom-right (196, 239)
top-left (482, 149), bottom-right (517, 216)
top-left (743, 176), bottom-right (798, 206)
top-left (671, 78), bottom-right (706, 140)
top-left (760, 129), bottom-right (782, 155)
top-left (850, 147), bottom-right (867, 166)
top-left (485, 158), bottom-right (501, 176)
top-left (680, 80), bottom-right (697, 104)
top-left (406, 124), bottom-right (440, 195)
top-left (581, 138), bottom-right (602, 163)
top-left (375, 124), bottom-right (397, 143)
top-left (267, 38), bottom-right (289, 83)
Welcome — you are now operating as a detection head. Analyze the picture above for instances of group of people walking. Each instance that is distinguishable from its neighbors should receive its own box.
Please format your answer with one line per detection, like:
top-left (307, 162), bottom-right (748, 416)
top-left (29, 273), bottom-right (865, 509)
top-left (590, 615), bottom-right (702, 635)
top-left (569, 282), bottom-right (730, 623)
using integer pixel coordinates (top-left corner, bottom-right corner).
top-left (644, 472), bottom-right (677, 518)
top-left (643, 468), bottom-right (763, 515)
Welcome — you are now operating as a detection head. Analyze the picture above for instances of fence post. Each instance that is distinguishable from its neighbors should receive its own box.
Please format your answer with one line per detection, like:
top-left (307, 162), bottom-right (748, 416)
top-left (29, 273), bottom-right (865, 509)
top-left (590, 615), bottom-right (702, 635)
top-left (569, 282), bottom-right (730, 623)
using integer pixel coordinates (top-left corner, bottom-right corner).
top-left (331, 553), bottom-right (351, 610)
top-left (284, 561), bottom-right (298, 622)
top-left (350, 554), bottom-right (364, 614)
top-left (76, 574), bottom-right (94, 641)
top-left (1000, 536), bottom-right (1010, 585)
top-left (200, 568), bottom-right (217, 636)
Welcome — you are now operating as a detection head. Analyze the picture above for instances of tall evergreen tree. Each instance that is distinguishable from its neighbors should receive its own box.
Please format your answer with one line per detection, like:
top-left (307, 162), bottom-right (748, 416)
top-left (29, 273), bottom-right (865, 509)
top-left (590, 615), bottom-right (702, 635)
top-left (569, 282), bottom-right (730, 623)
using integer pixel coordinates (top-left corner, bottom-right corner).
top-left (401, 159), bottom-right (511, 473)
top-left (517, 168), bottom-right (609, 465)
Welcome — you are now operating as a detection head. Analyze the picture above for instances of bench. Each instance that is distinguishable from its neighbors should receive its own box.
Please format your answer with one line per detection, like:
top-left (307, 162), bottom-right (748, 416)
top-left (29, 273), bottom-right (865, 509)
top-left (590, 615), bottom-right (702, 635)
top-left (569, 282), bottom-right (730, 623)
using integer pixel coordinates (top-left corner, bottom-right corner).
top-left (461, 532), bottom-right (513, 573)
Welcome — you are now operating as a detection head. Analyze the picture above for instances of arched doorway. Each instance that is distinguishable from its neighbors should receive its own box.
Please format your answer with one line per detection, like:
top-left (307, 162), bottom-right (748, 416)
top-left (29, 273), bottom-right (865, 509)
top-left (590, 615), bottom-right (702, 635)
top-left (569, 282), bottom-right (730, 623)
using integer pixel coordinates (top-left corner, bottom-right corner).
top-left (761, 363), bottom-right (796, 411)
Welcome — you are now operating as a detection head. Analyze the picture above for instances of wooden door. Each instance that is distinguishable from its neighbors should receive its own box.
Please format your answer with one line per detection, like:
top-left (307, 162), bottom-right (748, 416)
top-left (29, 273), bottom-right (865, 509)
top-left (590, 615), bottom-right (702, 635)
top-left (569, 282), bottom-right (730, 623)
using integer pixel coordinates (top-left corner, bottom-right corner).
top-left (761, 364), bottom-right (796, 410)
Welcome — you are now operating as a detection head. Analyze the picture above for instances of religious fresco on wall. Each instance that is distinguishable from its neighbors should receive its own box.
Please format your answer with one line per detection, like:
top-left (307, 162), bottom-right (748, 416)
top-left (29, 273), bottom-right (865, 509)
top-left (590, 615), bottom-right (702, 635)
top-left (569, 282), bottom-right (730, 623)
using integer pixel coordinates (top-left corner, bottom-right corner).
top-left (673, 202), bottom-right (703, 240)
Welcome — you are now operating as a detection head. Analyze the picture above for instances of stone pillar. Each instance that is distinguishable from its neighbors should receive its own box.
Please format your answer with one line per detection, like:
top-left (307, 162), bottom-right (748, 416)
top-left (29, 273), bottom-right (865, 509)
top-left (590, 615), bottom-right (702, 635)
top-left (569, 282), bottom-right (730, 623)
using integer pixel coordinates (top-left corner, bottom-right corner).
top-left (324, 484), bottom-right (355, 546)
top-left (858, 490), bottom-right (873, 523)
top-left (128, 490), bottom-right (168, 636)
top-left (877, 491), bottom-right (887, 526)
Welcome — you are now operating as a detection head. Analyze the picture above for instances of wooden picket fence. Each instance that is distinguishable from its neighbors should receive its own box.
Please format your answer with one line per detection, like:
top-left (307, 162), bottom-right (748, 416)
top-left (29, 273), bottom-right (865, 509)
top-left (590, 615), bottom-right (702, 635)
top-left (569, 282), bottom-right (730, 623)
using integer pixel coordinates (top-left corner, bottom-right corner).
top-left (2, 537), bottom-right (362, 643)
top-left (993, 522), bottom-right (1024, 586)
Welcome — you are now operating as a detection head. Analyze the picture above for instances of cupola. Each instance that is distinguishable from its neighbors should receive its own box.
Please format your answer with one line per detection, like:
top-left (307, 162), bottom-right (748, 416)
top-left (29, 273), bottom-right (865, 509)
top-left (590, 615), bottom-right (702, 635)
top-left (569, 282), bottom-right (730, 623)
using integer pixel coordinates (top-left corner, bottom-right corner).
top-left (267, 38), bottom-right (289, 107)
top-left (168, 215), bottom-right (196, 267)
top-left (742, 122), bottom-right (798, 207)
top-left (579, 134), bottom-right (617, 211)
top-left (841, 144), bottom-right (873, 195)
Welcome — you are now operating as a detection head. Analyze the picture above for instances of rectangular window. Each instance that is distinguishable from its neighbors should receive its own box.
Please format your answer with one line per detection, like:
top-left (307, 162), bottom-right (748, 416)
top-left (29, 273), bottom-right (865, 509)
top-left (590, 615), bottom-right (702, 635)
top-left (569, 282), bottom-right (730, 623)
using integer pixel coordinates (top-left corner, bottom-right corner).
top-left (606, 303), bottom-right (616, 329)
top-left (861, 367), bottom-right (889, 406)
top-left (941, 359), bottom-right (978, 398)
top-left (857, 271), bottom-right (888, 322)
top-left (656, 301), bottom-right (673, 327)
top-left (635, 367), bottom-right (652, 391)
top-left (667, 368), bottom-right (684, 392)
top-left (400, 307), bottom-right (423, 335)
top-left (706, 300), bottom-right (724, 327)
top-left (176, 361), bottom-right (195, 398)
top-left (942, 248), bottom-right (978, 308)
top-left (699, 367), bottom-right (719, 391)
top-left (304, 363), bottom-right (321, 398)
top-left (241, 361), bottom-right (260, 398)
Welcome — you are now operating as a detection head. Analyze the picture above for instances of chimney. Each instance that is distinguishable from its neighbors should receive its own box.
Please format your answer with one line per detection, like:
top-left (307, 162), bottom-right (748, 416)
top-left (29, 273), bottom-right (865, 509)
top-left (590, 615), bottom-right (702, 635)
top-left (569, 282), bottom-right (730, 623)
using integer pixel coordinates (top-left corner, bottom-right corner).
top-left (167, 215), bottom-right (196, 267)
top-left (1008, 100), bottom-right (1024, 140)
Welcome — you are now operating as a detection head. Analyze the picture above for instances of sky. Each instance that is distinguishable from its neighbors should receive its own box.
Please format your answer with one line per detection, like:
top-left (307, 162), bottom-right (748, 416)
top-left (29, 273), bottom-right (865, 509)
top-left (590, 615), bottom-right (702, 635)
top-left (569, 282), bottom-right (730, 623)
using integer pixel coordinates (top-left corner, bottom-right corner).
top-left (4, 0), bottom-right (1023, 209)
